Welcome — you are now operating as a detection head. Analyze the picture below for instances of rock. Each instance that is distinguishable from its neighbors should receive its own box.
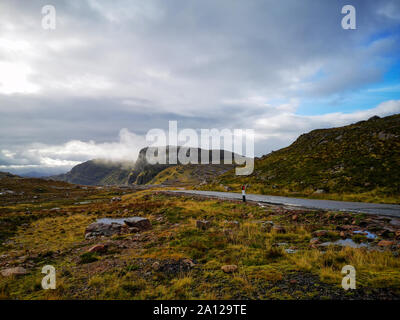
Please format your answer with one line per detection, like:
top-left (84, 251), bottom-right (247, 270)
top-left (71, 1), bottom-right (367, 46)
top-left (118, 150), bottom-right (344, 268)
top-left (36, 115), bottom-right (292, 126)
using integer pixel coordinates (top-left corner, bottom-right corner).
top-left (313, 230), bottom-right (329, 237)
top-left (310, 238), bottom-right (320, 245)
top-left (221, 265), bottom-right (238, 273)
top-left (111, 197), bottom-right (122, 202)
top-left (85, 222), bottom-right (123, 238)
top-left (272, 225), bottom-right (286, 234)
top-left (377, 240), bottom-right (394, 247)
top-left (196, 220), bottom-right (211, 230)
top-left (152, 262), bottom-right (160, 271)
top-left (225, 221), bottom-right (240, 228)
top-left (314, 189), bottom-right (325, 194)
top-left (285, 249), bottom-right (297, 254)
top-left (337, 225), bottom-right (355, 231)
top-left (124, 217), bottom-right (152, 231)
top-left (1, 267), bottom-right (27, 277)
top-left (88, 244), bottom-right (107, 253)
top-left (182, 258), bottom-right (195, 268)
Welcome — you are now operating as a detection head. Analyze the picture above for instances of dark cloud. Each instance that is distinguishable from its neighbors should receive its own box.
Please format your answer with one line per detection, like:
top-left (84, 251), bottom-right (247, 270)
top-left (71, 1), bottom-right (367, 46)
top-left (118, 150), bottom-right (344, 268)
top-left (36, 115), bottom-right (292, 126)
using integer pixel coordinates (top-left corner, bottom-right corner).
top-left (0, 0), bottom-right (400, 173)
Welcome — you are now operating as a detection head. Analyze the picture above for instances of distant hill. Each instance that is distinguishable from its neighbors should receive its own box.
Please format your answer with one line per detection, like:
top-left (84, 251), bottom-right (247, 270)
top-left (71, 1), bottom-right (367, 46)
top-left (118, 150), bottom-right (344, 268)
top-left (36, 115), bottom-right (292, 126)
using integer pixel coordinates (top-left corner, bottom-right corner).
top-left (49, 159), bottom-right (135, 186)
top-left (49, 147), bottom-right (240, 186)
top-left (202, 114), bottom-right (400, 203)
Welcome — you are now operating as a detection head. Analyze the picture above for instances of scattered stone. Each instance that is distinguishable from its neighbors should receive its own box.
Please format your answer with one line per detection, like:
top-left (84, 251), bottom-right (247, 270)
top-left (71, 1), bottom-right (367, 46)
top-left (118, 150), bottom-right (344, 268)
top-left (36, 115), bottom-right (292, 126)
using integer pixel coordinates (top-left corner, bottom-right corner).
top-left (124, 217), bottom-right (152, 231)
top-left (272, 225), bottom-right (286, 234)
top-left (277, 242), bottom-right (288, 247)
top-left (225, 220), bottom-right (240, 228)
top-left (182, 258), bottom-right (196, 268)
top-left (313, 230), bottom-right (329, 237)
top-left (152, 262), bottom-right (160, 271)
top-left (196, 220), bottom-right (211, 230)
top-left (88, 244), bottom-right (107, 253)
top-left (221, 265), bottom-right (238, 273)
top-left (1, 267), bottom-right (27, 277)
top-left (377, 240), bottom-right (394, 247)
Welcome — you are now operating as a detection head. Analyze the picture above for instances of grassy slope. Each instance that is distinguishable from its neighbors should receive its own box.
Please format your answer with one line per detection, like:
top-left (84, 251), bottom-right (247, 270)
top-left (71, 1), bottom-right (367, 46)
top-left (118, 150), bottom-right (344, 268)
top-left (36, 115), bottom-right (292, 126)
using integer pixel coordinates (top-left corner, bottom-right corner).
top-left (148, 164), bottom-right (234, 186)
top-left (201, 114), bottom-right (400, 204)
top-left (1, 175), bottom-right (400, 299)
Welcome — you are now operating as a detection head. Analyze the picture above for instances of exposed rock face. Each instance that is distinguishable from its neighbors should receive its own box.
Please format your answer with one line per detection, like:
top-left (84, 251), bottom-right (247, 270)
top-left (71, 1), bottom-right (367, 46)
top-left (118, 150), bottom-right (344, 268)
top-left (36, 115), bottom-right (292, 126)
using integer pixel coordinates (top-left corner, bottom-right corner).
top-left (1, 267), bottom-right (27, 277)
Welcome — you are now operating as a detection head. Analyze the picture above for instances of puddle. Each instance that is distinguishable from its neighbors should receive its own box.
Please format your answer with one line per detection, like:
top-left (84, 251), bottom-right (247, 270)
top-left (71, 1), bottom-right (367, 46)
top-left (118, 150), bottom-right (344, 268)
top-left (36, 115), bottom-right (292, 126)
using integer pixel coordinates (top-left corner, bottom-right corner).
top-left (320, 239), bottom-right (369, 249)
top-left (75, 201), bottom-right (92, 205)
top-left (353, 230), bottom-right (377, 239)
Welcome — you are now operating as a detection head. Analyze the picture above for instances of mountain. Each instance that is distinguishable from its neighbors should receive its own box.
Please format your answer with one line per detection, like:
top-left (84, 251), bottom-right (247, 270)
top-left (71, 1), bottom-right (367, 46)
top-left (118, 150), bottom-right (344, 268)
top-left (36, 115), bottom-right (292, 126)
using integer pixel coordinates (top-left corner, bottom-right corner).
top-left (128, 146), bottom-right (239, 185)
top-left (202, 114), bottom-right (400, 203)
top-left (49, 147), bottom-right (240, 186)
top-left (148, 164), bottom-right (234, 186)
top-left (49, 159), bottom-right (135, 186)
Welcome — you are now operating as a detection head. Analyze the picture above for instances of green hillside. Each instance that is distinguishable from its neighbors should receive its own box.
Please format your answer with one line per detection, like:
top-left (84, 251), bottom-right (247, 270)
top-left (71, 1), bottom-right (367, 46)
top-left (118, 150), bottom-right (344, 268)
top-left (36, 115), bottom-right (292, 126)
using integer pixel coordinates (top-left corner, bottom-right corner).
top-left (50, 159), bottom-right (134, 186)
top-left (200, 114), bottom-right (400, 204)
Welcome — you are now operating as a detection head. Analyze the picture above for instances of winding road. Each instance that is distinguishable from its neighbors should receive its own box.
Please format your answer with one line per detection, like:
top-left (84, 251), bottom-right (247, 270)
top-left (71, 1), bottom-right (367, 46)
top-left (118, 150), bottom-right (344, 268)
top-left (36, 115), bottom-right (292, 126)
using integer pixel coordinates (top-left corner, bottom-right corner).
top-left (170, 190), bottom-right (400, 217)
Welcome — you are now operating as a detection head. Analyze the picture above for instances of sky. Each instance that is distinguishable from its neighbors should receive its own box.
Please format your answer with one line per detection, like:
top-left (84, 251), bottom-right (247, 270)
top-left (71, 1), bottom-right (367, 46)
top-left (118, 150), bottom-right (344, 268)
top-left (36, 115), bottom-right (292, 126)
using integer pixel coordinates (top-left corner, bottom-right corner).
top-left (0, 0), bottom-right (400, 175)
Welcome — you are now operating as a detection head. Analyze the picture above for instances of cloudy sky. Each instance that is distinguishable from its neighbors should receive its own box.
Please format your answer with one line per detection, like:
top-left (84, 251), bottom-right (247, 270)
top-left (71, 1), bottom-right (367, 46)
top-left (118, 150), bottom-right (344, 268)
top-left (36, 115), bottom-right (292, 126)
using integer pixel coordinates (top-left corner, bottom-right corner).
top-left (0, 0), bottom-right (400, 175)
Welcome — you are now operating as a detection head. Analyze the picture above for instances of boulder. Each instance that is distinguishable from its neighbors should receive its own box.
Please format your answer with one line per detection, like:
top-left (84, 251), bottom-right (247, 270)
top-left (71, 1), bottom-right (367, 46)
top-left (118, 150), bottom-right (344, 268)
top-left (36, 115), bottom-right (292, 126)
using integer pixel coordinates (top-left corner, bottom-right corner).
top-left (124, 217), bottom-right (152, 231)
top-left (85, 222), bottom-right (122, 239)
top-left (182, 258), bottom-right (196, 268)
top-left (1, 267), bottom-right (27, 277)
top-left (196, 220), bottom-right (211, 230)
top-left (221, 265), bottom-right (238, 273)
